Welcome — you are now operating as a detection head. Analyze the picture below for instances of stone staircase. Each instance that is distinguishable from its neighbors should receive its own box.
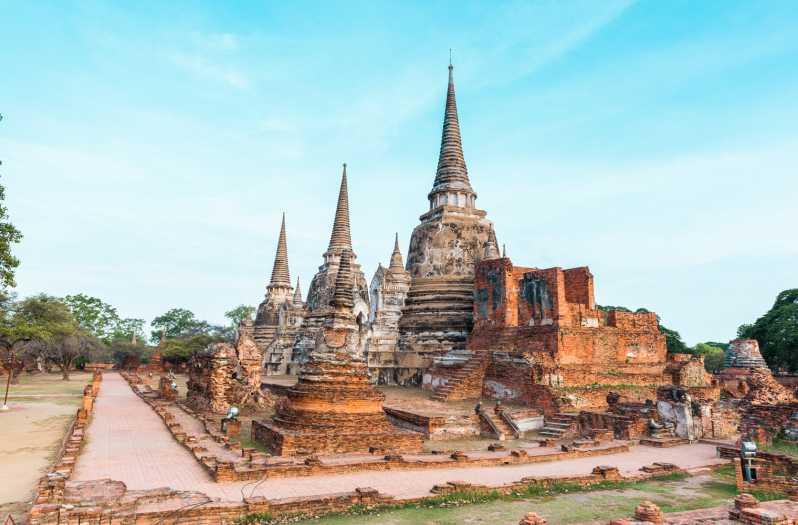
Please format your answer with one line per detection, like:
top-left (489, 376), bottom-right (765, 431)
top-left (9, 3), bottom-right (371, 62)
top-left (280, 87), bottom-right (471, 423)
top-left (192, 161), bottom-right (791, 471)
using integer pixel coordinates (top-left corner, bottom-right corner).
top-left (479, 410), bottom-right (516, 441)
top-left (639, 425), bottom-right (689, 448)
top-left (431, 353), bottom-right (490, 402)
top-left (538, 413), bottom-right (579, 440)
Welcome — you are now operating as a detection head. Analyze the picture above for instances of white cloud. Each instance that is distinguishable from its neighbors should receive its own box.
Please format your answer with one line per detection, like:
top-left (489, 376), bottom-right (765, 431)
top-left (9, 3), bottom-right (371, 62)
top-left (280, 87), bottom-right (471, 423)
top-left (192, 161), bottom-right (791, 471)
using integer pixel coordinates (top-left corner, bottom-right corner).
top-left (168, 51), bottom-right (250, 89)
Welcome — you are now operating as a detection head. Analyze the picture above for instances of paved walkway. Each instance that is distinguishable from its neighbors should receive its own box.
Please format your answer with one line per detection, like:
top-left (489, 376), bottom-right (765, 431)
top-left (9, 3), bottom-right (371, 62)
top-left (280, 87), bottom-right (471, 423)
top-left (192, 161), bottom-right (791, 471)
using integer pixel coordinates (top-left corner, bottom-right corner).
top-left (74, 373), bottom-right (727, 501)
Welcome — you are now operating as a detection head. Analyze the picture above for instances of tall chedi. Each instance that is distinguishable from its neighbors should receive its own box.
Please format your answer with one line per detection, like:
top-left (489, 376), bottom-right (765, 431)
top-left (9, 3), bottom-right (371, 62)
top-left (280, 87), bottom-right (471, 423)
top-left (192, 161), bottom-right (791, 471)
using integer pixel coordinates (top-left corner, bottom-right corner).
top-left (289, 164), bottom-right (370, 372)
top-left (397, 62), bottom-right (497, 380)
top-left (253, 213), bottom-right (294, 349)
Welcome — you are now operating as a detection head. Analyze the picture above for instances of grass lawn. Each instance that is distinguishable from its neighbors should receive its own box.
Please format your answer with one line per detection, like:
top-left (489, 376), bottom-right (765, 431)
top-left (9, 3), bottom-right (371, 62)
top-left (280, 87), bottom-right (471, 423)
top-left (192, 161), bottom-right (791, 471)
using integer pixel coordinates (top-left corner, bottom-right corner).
top-left (270, 467), bottom-right (747, 525)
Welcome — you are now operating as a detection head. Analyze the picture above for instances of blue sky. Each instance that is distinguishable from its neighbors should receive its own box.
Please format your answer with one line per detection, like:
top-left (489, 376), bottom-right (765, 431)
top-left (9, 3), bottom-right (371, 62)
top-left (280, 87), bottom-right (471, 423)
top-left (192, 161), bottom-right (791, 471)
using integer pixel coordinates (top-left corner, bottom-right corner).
top-left (2, 0), bottom-right (796, 344)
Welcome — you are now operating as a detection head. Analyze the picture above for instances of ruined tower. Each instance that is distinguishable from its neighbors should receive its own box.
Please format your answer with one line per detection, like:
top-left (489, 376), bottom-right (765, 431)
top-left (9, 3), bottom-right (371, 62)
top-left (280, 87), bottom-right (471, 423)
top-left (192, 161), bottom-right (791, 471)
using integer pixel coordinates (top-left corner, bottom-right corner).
top-left (290, 164), bottom-right (370, 372)
top-left (397, 63), bottom-right (496, 379)
top-left (367, 234), bottom-right (412, 383)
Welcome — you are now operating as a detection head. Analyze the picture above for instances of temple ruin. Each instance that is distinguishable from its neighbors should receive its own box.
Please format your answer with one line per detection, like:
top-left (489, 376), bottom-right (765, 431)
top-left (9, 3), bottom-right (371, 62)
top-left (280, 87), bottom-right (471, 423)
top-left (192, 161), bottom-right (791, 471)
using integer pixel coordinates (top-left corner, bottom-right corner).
top-left (252, 250), bottom-right (423, 455)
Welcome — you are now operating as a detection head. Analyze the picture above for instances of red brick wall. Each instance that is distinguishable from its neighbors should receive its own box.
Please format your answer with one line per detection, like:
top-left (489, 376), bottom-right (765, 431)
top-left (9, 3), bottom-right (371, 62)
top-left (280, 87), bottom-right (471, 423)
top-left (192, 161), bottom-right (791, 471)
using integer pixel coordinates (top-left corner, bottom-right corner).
top-left (563, 267), bottom-right (594, 308)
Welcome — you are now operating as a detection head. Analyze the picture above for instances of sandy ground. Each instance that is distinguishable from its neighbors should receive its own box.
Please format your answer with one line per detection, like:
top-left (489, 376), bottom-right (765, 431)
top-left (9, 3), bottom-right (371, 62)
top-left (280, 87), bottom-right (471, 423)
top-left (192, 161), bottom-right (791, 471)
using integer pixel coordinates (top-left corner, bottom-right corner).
top-left (74, 373), bottom-right (727, 502)
top-left (0, 372), bottom-right (90, 515)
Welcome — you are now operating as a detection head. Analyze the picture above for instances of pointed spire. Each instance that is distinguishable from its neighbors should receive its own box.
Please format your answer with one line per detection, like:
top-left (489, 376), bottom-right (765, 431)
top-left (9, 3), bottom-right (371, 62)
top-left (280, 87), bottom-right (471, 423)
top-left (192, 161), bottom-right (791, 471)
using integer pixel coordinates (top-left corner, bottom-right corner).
top-left (327, 163), bottom-right (353, 253)
top-left (502, 243), bottom-right (506, 258)
top-left (269, 212), bottom-right (291, 287)
top-left (389, 232), bottom-right (404, 270)
top-left (330, 249), bottom-right (354, 309)
top-left (430, 61), bottom-right (474, 199)
top-left (293, 277), bottom-right (303, 306)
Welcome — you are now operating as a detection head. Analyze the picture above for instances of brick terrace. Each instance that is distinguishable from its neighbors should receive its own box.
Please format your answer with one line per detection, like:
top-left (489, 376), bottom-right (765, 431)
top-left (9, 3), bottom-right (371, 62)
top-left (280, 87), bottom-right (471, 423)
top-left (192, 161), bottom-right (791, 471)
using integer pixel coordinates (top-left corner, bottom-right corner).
top-left (73, 372), bottom-right (726, 502)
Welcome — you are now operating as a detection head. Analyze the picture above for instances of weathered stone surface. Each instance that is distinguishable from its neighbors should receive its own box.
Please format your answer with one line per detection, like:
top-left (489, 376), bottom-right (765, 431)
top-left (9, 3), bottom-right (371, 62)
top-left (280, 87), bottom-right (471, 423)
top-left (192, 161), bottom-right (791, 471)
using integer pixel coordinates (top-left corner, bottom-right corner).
top-left (254, 214), bottom-right (306, 375)
top-left (397, 64), bottom-right (496, 378)
top-left (291, 166), bottom-right (370, 373)
top-left (254, 251), bottom-right (422, 456)
top-left (366, 234), bottom-right (412, 384)
top-left (187, 322), bottom-right (271, 414)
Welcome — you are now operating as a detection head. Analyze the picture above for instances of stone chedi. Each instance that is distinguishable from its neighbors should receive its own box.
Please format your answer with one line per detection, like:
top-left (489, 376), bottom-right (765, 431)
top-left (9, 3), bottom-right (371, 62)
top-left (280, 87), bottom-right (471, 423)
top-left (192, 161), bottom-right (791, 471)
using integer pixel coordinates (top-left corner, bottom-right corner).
top-left (398, 63), bottom-right (497, 378)
top-left (366, 234), bottom-right (412, 383)
top-left (252, 250), bottom-right (423, 456)
top-left (253, 214), bottom-right (306, 374)
top-left (723, 338), bottom-right (769, 369)
top-left (426, 255), bottom-right (669, 413)
top-left (717, 338), bottom-right (775, 399)
top-left (290, 165), bottom-right (370, 372)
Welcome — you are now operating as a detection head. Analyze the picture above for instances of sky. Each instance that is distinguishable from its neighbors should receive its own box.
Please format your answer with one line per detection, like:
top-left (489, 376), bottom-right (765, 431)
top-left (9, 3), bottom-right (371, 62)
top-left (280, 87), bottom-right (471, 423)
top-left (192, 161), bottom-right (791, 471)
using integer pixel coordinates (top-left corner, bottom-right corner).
top-left (1, 0), bottom-right (796, 344)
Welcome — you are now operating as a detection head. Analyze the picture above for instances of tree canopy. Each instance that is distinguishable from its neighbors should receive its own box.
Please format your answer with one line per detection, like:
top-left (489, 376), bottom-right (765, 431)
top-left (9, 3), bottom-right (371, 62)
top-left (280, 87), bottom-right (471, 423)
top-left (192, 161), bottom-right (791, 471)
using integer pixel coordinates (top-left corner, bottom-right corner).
top-left (0, 168), bottom-right (23, 290)
top-left (150, 308), bottom-right (210, 343)
top-left (6, 294), bottom-right (96, 379)
top-left (738, 289), bottom-right (798, 372)
top-left (224, 304), bottom-right (255, 327)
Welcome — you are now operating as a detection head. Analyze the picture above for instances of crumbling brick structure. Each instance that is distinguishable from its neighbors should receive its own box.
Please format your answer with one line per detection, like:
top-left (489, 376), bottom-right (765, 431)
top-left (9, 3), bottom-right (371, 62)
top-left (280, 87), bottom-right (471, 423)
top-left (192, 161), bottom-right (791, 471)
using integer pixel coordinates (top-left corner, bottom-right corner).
top-left (425, 256), bottom-right (669, 414)
top-left (186, 320), bottom-right (270, 414)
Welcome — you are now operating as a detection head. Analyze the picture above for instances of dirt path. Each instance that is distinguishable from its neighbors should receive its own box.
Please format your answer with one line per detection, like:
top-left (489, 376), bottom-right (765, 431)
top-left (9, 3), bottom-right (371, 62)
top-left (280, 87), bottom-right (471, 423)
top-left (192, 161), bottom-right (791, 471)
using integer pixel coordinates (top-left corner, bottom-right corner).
top-left (0, 372), bottom-right (90, 514)
top-left (74, 373), bottom-right (727, 501)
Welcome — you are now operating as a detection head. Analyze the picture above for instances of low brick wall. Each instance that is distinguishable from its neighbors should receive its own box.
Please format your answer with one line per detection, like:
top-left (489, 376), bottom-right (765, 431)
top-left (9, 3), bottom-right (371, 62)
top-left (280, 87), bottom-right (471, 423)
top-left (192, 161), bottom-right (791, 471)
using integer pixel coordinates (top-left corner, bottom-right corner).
top-left (29, 371), bottom-right (103, 509)
top-left (28, 462), bottom-right (693, 525)
top-left (121, 372), bottom-right (633, 482)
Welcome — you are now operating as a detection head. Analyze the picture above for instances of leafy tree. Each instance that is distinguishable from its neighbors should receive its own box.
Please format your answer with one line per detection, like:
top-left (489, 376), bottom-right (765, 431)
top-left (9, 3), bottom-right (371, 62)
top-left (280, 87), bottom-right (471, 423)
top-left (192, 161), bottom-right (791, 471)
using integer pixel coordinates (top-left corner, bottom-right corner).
top-left (225, 304), bottom-right (255, 327)
top-left (161, 334), bottom-right (217, 364)
top-left (738, 289), bottom-right (798, 372)
top-left (108, 337), bottom-right (146, 369)
top-left (63, 294), bottom-right (120, 341)
top-left (14, 295), bottom-right (96, 380)
top-left (693, 342), bottom-right (726, 373)
top-left (150, 308), bottom-right (210, 343)
top-left (113, 317), bottom-right (146, 343)
top-left (0, 175), bottom-right (23, 290)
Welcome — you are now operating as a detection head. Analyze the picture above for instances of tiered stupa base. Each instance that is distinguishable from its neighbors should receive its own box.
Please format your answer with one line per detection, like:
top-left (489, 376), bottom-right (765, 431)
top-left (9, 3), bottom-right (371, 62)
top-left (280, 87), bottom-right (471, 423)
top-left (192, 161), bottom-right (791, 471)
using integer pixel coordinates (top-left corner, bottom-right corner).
top-left (253, 347), bottom-right (423, 456)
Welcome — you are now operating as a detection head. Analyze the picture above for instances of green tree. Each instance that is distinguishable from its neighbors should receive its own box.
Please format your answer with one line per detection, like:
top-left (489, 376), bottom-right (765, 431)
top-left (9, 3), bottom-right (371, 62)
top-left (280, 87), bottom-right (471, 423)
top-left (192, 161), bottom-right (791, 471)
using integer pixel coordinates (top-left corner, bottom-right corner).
top-left (225, 304), bottom-right (255, 327)
top-left (150, 308), bottom-right (209, 343)
top-left (738, 289), bottom-right (798, 372)
top-left (693, 342), bottom-right (726, 373)
top-left (14, 295), bottom-right (97, 380)
top-left (63, 294), bottom-right (120, 341)
top-left (113, 317), bottom-right (146, 343)
top-left (0, 172), bottom-right (23, 290)
top-left (161, 334), bottom-right (217, 364)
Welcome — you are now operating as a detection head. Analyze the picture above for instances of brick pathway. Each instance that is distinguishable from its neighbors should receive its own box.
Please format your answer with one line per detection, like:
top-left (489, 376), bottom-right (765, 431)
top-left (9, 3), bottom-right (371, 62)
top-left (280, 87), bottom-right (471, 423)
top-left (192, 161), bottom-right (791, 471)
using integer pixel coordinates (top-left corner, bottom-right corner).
top-left (74, 373), bottom-right (727, 501)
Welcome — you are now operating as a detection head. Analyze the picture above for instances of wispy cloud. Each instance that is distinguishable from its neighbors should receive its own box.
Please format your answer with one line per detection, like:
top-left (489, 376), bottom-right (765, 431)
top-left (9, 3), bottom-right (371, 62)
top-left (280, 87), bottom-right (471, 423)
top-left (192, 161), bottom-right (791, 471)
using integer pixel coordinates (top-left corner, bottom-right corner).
top-left (193, 32), bottom-right (240, 51)
top-left (168, 51), bottom-right (250, 89)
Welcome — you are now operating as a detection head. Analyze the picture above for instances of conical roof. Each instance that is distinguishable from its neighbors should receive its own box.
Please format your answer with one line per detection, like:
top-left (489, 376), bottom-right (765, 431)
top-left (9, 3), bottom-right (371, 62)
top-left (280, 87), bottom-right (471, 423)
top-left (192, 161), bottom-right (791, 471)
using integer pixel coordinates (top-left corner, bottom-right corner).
top-left (269, 213), bottom-right (291, 287)
top-left (430, 63), bottom-right (474, 197)
top-left (389, 233), bottom-right (404, 270)
top-left (330, 249), bottom-right (354, 308)
top-left (293, 277), bottom-right (303, 306)
top-left (327, 164), bottom-right (353, 253)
